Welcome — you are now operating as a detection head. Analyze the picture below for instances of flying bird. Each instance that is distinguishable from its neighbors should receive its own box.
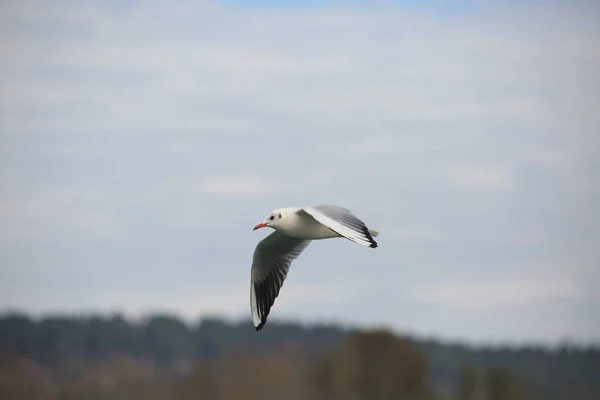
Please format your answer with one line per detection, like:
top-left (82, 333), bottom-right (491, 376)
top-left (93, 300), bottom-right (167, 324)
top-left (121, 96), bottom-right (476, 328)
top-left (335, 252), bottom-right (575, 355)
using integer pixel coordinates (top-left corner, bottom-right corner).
top-left (250, 204), bottom-right (379, 331)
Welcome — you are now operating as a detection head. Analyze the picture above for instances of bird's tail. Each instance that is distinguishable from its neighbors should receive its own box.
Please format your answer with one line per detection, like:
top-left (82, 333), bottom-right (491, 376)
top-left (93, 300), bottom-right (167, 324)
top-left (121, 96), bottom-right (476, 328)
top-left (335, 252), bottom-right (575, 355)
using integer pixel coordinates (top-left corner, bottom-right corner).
top-left (368, 229), bottom-right (379, 237)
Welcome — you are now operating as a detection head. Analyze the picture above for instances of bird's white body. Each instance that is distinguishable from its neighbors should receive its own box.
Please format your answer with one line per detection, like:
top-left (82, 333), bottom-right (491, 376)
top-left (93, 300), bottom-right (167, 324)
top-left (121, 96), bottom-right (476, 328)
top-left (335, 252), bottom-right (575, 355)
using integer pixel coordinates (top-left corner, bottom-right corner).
top-left (272, 207), bottom-right (341, 240)
top-left (249, 204), bottom-right (379, 331)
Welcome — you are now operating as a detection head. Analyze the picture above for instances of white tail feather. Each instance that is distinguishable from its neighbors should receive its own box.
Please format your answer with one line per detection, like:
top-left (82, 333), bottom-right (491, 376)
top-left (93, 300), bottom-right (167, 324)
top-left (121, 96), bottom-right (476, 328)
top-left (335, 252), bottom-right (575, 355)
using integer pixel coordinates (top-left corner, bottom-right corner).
top-left (368, 229), bottom-right (379, 237)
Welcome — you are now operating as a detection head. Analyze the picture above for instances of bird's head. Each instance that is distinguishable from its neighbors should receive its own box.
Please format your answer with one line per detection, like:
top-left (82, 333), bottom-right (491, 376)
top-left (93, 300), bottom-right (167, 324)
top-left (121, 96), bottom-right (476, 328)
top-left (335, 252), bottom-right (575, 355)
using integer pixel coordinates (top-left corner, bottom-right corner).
top-left (253, 209), bottom-right (284, 231)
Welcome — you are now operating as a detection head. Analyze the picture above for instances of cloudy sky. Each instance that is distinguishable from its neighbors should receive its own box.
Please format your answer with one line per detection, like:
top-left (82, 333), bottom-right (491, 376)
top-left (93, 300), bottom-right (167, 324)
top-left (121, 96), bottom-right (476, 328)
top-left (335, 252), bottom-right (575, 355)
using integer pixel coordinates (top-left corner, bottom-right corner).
top-left (1, 0), bottom-right (598, 345)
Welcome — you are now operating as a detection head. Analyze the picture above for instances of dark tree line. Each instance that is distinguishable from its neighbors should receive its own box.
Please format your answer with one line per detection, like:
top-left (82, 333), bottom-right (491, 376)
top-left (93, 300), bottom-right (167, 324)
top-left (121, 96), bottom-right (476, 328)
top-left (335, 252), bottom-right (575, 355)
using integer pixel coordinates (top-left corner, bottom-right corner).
top-left (1, 312), bottom-right (599, 399)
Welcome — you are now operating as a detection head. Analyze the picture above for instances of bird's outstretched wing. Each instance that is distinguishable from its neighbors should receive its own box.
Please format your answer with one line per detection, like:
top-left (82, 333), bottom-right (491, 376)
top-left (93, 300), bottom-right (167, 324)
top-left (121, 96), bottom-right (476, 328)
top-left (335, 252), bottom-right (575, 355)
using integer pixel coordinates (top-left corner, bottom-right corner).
top-left (301, 204), bottom-right (378, 248)
top-left (250, 231), bottom-right (311, 331)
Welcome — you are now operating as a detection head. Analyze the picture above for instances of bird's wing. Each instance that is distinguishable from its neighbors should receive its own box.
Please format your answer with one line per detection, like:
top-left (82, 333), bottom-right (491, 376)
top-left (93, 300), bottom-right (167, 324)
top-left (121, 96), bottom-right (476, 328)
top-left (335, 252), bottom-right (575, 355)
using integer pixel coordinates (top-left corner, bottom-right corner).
top-left (250, 231), bottom-right (311, 331)
top-left (301, 204), bottom-right (378, 248)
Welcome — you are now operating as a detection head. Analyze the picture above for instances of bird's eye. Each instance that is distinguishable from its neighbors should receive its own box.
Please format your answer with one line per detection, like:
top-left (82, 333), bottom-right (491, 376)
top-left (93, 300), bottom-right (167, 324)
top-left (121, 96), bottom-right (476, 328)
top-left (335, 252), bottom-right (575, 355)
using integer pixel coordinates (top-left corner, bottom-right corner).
top-left (278, 213), bottom-right (282, 219)
top-left (269, 215), bottom-right (274, 220)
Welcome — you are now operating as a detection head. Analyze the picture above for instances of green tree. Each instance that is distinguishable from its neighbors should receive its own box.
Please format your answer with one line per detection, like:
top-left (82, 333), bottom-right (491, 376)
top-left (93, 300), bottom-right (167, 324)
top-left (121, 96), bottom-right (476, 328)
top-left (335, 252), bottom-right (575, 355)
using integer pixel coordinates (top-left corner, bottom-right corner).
top-left (179, 359), bottom-right (218, 400)
top-left (312, 329), bottom-right (432, 400)
top-left (457, 361), bottom-right (477, 400)
top-left (486, 366), bottom-right (535, 400)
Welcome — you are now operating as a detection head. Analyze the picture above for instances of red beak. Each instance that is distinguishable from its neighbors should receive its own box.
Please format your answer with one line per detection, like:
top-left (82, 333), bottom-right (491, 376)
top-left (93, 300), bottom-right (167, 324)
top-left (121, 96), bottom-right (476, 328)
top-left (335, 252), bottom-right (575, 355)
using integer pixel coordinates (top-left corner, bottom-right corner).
top-left (253, 222), bottom-right (267, 231)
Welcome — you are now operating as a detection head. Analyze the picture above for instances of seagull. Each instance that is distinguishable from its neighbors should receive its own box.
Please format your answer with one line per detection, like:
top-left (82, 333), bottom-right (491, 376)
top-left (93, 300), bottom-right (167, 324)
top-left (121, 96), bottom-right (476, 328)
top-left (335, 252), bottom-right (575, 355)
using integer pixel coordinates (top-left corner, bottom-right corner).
top-left (250, 204), bottom-right (379, 331)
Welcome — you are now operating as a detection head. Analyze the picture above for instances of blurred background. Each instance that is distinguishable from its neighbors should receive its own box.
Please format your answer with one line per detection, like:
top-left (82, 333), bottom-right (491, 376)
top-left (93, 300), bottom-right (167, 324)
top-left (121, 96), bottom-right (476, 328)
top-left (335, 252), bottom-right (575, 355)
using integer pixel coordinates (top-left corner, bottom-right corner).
top-left (1, 0), bottom-right (599, 399)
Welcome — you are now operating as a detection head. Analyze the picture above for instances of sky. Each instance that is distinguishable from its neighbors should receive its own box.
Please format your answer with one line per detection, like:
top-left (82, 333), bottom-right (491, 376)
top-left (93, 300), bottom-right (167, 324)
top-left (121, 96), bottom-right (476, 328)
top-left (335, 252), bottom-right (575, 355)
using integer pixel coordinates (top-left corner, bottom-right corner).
top-left (0, 0), bottom-right (599, 346)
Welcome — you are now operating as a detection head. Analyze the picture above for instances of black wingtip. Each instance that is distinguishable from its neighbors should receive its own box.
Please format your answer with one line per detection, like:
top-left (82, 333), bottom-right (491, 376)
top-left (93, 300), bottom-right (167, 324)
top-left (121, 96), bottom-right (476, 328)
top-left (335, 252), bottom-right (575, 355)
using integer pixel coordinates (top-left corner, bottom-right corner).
top-left (254, 317), bottom-right (267, 331)
top-left (362, 226), bottom-right (378, 248)
top-left (253, 304), bottom-right (270, 332)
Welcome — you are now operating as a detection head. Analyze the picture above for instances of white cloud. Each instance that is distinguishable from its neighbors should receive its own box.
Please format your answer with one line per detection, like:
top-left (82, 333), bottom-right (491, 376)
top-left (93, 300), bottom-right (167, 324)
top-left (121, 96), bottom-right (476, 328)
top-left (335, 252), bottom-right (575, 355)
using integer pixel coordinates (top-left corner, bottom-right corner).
top-left (438, 162), bottom-right (513, 190)
top-left (0, 0), bottom-right (116, 28)
top-left (274, 283), bottom-right (348, 307)
top-left (202, 172), bottom-right (275, 198)
top-left (385, 227), bottom-right (441, 244)
top-left (62, 210), bottom-right (118, 237)
top-left (0, 186), bottom-right (111, 219)
top-left (0, 185), bottom-right (117, 246)
top-left (520, 146), bottom-right (576, 172)
top-left (199, 166), bottom-right (350, 200)
top-left (2, 0), bottom-right (597, 134)
top-left (337, 135), bottom-right (455, 157)
top-left (409, 279), bottom-right (588, 308)
top-left (507, 232), bottom-right (544, 247)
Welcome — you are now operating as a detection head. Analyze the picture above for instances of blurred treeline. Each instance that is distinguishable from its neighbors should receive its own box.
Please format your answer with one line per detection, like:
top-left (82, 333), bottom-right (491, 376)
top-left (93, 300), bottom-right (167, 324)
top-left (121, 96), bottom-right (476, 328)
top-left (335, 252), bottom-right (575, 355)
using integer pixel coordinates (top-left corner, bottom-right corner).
top-left (0, 313), bottom-right (598, 400)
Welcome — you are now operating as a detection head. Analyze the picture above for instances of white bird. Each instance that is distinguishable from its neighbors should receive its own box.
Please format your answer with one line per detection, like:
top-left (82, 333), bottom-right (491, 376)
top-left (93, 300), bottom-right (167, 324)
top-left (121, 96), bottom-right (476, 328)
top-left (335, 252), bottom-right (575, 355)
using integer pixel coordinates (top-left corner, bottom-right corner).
top-left (250, 204), bottom-right (379, 331)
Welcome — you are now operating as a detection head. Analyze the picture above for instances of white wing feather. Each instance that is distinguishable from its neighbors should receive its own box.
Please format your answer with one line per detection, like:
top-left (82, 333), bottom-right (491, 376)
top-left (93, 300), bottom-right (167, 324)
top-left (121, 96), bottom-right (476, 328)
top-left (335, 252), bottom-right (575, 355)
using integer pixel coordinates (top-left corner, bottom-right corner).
top-left (301, 204), bottom-right (378, 248)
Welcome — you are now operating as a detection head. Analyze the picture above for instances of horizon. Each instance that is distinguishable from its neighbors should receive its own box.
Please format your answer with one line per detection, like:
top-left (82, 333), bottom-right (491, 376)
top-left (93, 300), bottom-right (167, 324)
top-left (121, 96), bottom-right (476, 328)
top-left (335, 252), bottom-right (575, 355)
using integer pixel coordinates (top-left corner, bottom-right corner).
top-left (2, 308), bottom-right (599, 350)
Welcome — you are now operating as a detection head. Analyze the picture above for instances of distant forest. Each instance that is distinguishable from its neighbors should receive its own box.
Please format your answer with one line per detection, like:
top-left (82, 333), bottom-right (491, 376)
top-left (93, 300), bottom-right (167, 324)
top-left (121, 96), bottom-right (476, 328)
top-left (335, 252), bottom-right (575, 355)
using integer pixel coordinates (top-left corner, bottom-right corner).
top-left (0, 312), bottom-right (598, 400)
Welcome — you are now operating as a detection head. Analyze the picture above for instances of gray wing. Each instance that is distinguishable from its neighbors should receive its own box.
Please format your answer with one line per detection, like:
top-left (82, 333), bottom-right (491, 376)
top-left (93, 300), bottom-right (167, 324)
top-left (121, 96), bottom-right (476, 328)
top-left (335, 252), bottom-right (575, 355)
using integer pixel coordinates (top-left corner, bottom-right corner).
top-left (302, 204), bottom-right (378, 248)
top-left (250, 231), bottom-right (311, 331)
